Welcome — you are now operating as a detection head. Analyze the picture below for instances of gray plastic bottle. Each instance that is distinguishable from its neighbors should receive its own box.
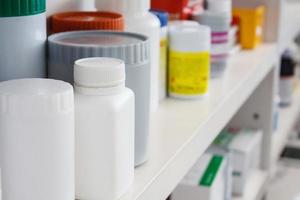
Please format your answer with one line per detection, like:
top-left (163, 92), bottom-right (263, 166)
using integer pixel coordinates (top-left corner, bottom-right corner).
top-left (48, 31), bottom-right (150, 166)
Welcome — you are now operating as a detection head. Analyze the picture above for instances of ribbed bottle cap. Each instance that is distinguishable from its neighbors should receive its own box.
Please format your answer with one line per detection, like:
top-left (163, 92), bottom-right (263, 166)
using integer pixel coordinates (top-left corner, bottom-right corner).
top-left (51, 11), bottom-right (124, 33)
top-left (95, 0), bottom-right (150, 13)
top-left (48, 31), bottom-right (150, 66)
top-left (0, 79), bottom-right (74, 114)
top-left (168, 20), bottom-right (199, 31)
top-left (0, 0), bottom-right (45, 17)
top-left (74, 57), bottom-right (125, 88)
top-left (150, 10), bottom-right (168, 27)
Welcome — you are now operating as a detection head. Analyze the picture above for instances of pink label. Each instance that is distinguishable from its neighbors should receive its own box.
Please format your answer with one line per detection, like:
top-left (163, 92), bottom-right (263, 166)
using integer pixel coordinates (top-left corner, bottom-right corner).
top-left (212, 32), bottom-right (229, 44)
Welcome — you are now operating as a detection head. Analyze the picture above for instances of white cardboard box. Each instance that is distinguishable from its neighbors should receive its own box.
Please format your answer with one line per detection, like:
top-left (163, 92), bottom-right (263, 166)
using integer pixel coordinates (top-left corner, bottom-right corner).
top-left (212, 128), bottom-right (262, 195)
top-left (173, 153), bottom-right (229, 200)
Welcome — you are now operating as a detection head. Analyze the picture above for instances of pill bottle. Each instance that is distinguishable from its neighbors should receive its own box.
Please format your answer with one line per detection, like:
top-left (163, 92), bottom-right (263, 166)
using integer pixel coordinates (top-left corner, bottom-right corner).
top-left (193, 11), bottom-right (231, 78)
top-left (279, 51), bottom-right (296, 107)
top-left (51, 11), bottom-right (124, 34)
top-left (95, 0), bottom-right (160, 112)
top-left (151, 10), bottom-right (169, 101)
top-left (0, 0), bottom-right (46, 82)
top-left (74, 57), bottom-right (134, 200)
top-left (48, 31), bottom-right (150, 166)
top-left (168, 25), bottom-right (211, 99)
top-left (0, 79), bottom-right (74, 200)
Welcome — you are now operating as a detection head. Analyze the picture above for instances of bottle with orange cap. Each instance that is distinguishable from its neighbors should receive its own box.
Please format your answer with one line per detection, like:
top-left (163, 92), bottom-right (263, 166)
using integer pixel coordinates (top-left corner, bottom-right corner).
top-left (50, 11), bottom-right (124, 34)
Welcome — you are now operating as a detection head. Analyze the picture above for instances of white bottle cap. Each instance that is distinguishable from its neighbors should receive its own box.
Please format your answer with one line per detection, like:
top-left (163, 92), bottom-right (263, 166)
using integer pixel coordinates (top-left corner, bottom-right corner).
top-left (207, 0), bottom-right (232, 15)
top-left (169, 25), bottom-right (211, 52)
top-left (74, 57), bottom-right (125, 88)
top-left (0, 79), bottom-right (74, 114)
top-left (168, 20), bottom-right (199, 31)
top-left (95, 0), bottom-right (150, 13)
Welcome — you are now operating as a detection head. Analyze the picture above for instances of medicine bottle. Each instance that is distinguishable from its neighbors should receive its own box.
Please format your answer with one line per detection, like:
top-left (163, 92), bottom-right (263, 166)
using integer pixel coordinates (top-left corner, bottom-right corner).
top-left (0, 0), bottom-right (46, 81)
top-left (95, 0), bottom-right (160, 112)
top-left (168, 25), bottom-right (211, 99)
top-left (151, 10), bottom-right (169, 100)
top-left (51, 11), bottom-right (124, 33)
top-left (74, 57), bottom-right (134, 200)
top-left (193, 11), bottom-right (231, 78)
top-left (279, 51), bottom-right (296, 107)
top-left (0, 79), bottom-right (74, 200)
top-left (48, 31), bottom-right (150, 166)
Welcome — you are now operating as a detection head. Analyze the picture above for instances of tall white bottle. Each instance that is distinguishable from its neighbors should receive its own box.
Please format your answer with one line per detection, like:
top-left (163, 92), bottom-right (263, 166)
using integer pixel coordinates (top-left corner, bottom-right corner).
top-left (95, 0), bottom-right (160, 113)
top-left (74, 57), bottom-right (135, 199)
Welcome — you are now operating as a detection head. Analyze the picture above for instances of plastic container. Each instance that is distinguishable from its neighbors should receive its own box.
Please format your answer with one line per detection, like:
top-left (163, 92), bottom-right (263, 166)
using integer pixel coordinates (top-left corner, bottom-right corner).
top-left (95, 0), bottom-right (160, 112)
top-left (51, 11), bottom-right (124, 33)
top-left (151, 10), bottom-right (169, 101)
top-left (0, 0), bottom-right (46, 82)
top-left (74, 57), bottom-right (134, 200)
top-left (48, 31), bottom-right (150, 166)
top-left (193, 11), bottom-right (231, 78)
top-left (0, 79), bottom-right (74, 200)
top-left (233, 5), bottom-right (265, 49)
top-left (168, 25), bottom-right (211, 99)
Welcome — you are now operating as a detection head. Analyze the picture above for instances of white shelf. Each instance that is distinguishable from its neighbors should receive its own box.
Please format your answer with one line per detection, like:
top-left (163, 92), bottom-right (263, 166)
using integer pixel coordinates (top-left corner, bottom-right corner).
top-left (272, 85), bottom-right (300, 161)
top-left (233, 170), bottom-right (268, 200)
top-left (119, 44), bottom-right (277, 200)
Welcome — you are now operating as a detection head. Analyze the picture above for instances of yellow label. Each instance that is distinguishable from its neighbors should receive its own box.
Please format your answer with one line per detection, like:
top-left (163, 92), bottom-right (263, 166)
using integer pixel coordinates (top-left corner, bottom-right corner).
top-left (169, 50), bottom-right (210, 95)
top-left (160, 37), bottom-right (168, 98)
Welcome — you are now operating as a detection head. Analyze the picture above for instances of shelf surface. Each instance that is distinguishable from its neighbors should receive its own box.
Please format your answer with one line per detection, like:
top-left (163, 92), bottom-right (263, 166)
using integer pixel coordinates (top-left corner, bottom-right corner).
top-left (120, 44), bottom-right (277, 200)
top-left (233, 170), bottom-right (268, 200)
top-left (272, 84), bottom-right (300, 161)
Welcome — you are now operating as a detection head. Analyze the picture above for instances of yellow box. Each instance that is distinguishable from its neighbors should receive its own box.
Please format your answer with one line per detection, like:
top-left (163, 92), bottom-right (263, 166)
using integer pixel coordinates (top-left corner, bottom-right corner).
top-left (233, 5), bottom-right (265, 49)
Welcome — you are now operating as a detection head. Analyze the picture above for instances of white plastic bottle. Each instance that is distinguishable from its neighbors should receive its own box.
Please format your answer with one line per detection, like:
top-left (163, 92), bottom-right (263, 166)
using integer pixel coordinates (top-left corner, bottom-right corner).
top-left (0, 79), bottom-right (74, 200)
top-left (76, 0), bottom-right (96, 11)
top-left (168, 25), bottom-right (211, 99)
top-left (74, 57), bottom-right (135, 200)
top-left (0, 0), bottom-right (46, 81)
top-left (95, 0), bottom-right (160, 112)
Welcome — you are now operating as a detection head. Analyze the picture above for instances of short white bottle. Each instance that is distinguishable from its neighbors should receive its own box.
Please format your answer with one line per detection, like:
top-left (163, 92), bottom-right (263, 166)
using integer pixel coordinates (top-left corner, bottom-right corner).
top-left (74, 57), bottom-right (135, 200)
top-left (95, 0), bottom-right (160, 112)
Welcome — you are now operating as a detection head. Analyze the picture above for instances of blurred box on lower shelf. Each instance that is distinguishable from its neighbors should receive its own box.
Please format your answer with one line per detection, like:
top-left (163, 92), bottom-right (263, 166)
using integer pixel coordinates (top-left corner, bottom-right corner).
top-left (173, 153), bottom-right (231, 200)
top-left (211, 128), bottom-right (263, 195)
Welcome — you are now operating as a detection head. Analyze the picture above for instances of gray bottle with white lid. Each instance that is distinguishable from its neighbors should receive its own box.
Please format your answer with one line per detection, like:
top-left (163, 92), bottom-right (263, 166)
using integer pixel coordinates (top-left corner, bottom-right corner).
top-left (48, 31), bottom-right (150, 166)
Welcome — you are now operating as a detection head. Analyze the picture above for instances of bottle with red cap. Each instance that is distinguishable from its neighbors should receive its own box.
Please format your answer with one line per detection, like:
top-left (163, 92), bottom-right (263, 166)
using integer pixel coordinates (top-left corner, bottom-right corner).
top-left (51, 11), bottom-right (124, 33)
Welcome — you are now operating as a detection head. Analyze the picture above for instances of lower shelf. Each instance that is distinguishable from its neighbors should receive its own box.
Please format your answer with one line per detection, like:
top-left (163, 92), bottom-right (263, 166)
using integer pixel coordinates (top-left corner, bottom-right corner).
top-left (272, 84), bottom-right (300, 162)
top-left (233, 170), bottom-right (268, 200)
